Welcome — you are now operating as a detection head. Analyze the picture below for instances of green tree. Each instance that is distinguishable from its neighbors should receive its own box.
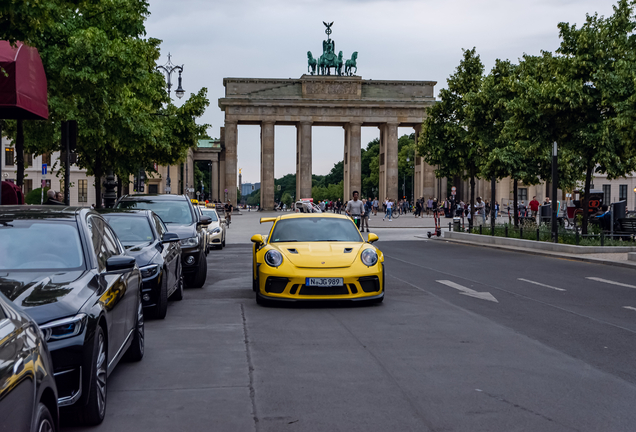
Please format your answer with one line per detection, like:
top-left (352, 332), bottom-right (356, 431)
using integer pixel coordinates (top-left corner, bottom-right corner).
top-left (361, 139), bottom-right (379, 198)
top-left (419, 48), bottom-right (485, 226)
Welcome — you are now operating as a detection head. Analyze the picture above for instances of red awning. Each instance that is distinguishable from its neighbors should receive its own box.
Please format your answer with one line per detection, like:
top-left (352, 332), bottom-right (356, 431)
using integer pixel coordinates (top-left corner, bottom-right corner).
top-left (0, 41), bottom-right (48, 120)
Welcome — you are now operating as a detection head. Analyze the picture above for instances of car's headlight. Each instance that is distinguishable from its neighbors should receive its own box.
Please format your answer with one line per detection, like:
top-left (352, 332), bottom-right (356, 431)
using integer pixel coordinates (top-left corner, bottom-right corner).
top-left (40, 314), bottom-right (88, 342)
top-left (212, 227), bottom-right (221, 234)
top-left (140, 264), bottom-right (160, 278)
top-left (264, 249), bottom-right (283, 267)
top-left (180, 236), bottom-right (199, 247)
top-left (361, 248), bottom-right (378, 266)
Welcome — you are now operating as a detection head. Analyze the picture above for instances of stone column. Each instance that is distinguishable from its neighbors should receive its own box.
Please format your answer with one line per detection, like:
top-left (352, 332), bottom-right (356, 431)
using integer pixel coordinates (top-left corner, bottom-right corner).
top-left (260, 121), bottom-right (275, 210)
top-left (219, 151), bottom-right (226, 202)
top-left (343, 125), bottom-right (350, 200)
top-left (378, 125), bottom-right (386, 201)
top-left (296, 121), bottom-right (312, 200)
top-left (348, 122), bottom-right (362, 199)
top-left (224, 121), bottom-right (237, 205)
top-left (385, 122), bottom-right (399, 201)
top-left (211, 159), bottom-right (219, 201)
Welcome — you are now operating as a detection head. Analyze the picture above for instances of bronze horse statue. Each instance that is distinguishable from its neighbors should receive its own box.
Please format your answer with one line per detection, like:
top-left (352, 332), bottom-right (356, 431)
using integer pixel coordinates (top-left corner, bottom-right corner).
top-left (345, 51), bottom-right (358, 76)
top-left (307, 51), bottom-right (317, 75)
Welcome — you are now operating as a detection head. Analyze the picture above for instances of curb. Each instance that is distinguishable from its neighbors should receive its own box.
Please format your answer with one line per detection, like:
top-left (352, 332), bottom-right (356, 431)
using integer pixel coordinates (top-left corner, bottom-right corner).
top-left (428, 236), bottom-right (636, 270)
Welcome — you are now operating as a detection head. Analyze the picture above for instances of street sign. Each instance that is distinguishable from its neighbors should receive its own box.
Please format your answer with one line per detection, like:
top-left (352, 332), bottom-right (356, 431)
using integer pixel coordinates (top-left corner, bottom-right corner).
top-left (165, 186), bottom-right (171, 193)
top-left (451, 186), bottom-right (456, 191)
top-left (196, 191), bottom-right (200, 196)
top-left (224, 189), bottom-right (228, 193)
top-left (277, 185), bottom-right (281, 191)
top-left (42, 164), bottom-right (47, 175)
top-left (451, 191), bottom-right (456, 196)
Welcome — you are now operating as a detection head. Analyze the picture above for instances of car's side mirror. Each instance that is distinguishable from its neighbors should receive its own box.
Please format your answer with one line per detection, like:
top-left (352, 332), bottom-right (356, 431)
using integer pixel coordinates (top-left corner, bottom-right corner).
top-left (367, 233), bottom-right (379, 243)
top-left (162, 232), bottom-right (180, 243)
top-left (105, 256), bottom-right (136, 273)
top-left (251, 234), bottom-right (264, 244)
top-left (197, 215), bottom-right (212, 226)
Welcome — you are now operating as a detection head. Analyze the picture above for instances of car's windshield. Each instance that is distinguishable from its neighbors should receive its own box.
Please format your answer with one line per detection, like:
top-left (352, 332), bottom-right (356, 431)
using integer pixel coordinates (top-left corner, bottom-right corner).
top-left (117, 200), bottom-right (193, 225)
top-left (0, 221), bottom-right (84, 270)
top-left (269, 217), bottom-right (363, 243)
top-left (200, 210), bottom-right (218, 221)
top-left (103, 215), bottom-right (154, 244)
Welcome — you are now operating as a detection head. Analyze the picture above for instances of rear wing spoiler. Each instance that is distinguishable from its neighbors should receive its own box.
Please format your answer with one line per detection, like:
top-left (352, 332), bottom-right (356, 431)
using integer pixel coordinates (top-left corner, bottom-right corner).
top-left (260, 217), bottom-right (276, 224)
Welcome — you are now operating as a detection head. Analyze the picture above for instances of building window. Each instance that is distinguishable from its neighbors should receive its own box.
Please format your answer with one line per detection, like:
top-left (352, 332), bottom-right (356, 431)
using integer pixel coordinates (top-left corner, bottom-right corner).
top-left (5, 148), bottom-right (14, 166)
top-left (78, 179), bottom-right (87, 202)
top-left (42, 153), bottom-right (51, 166)
top-left (24, 153), bottom-right (33, 167)
top-left (603, 184), bottom-right (611, 204)
top-left (619, 184), bottom-right (627, 202)
top-left (23, 179), bottom-right (33, 195)
top-left (518, 188), bottom-right (528, 202)
top-left (148, 184), bottom-right (158, 194)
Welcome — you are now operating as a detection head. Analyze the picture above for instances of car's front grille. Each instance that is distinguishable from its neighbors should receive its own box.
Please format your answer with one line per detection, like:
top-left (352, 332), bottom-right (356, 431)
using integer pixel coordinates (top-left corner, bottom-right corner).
top-left (358, 276), bottom-right (380, 293)
top-left (298, 285), bottom-right (350, 296)
top-left (264, 277), bottom-right (289, 294)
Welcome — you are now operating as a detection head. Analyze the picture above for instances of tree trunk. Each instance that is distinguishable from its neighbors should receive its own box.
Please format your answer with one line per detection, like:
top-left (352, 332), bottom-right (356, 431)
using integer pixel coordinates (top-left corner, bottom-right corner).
top-left (94, 155), bottom-right (102, 209)
top-left (513, 179), bottom-right (519, 227)
top-left (117, 176), bottom-right (122, 199)
top-left (581, 161), bottom-right (594, 235)
top-left (16, 119), bottom-right (24, 187)
top-left (469, 167), bottom-right (475, 230)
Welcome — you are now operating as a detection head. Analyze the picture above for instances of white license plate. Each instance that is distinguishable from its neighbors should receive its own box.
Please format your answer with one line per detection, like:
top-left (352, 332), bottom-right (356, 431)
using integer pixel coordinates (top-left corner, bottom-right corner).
top-left (306, 277), bottom-right (344, 287)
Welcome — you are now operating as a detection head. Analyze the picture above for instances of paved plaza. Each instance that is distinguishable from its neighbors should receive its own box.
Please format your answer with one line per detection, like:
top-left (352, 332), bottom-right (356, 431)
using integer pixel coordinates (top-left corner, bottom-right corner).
top-left (62, 212), bottom-right (636, 432)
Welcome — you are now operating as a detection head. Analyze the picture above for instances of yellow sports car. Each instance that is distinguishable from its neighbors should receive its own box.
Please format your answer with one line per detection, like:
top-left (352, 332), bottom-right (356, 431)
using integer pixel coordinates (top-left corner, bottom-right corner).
top-left (251, 213), bottom-right (384, 305)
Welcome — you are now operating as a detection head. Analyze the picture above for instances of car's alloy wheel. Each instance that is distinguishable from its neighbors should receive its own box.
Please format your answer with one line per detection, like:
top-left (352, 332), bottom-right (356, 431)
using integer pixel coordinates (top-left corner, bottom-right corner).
top-left (33, 402), bottom-right (54, 432)
top-left (125, 300), bottom-right (145, 362)
top-left (152, 272), bottom-right (168, 319)
top-left (170, 270), bottom-right (184, 301)
top-left (77, 326), bottom-right (107, 425)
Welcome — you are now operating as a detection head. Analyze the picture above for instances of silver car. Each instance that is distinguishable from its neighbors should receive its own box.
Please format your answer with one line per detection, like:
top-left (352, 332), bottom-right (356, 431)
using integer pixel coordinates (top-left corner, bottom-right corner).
top-left (199, 207), bottom-right (227, 251)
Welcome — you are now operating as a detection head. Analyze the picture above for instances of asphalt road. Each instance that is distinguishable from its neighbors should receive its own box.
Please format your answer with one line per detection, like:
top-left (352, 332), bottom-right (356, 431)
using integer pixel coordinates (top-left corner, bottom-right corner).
top-left (64, 239), bottom-right (636, 432)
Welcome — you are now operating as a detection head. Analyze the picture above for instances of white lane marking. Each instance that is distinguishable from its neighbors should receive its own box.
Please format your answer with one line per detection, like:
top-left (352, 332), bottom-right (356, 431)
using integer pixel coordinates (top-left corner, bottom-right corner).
top-left (436, 280), bottom-right (498, 303)
top-left (518, 278), bottom-right (566, 292)
top-left (624, 306), bottom-right (636, 312)
top-left (586, 277), bottom-right (636, 290)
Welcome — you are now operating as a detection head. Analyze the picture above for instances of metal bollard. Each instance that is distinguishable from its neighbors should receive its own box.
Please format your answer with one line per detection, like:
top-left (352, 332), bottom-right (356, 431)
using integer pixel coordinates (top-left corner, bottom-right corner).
top-left (601, 233), bottom-right (605, 246)
top-left (479, 225), bottom-right (482, 235)
top-left (449, 222), bottom-right (452, 232)
top-left (576, 230), bottom-right (580, 246)
top-left (520, 227), bottom-right (523, 239)
top-left (505, 226), bottom-right (508, 237)
top-left (536, 228), bottom-right (540, 242)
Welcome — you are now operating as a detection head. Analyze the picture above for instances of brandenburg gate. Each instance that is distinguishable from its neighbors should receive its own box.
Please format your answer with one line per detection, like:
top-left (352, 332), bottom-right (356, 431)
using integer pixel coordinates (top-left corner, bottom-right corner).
top-left (217, 23), bottom-right (439, 209)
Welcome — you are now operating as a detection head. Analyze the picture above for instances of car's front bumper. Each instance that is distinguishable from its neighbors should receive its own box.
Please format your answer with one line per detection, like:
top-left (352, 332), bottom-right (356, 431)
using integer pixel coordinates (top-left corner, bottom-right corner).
top-left (256, 264), bottom-right (384, 301)
top-left (140, 272), bottom-right (161, 308)
top-left (208, 230), bottom-right (223, 246)
top-left (181, 246), bottom-right (202, 275)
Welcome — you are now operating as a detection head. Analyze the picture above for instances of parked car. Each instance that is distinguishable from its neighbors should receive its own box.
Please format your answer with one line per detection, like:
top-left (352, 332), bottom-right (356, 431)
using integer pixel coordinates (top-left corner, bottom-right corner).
top-left (199, 207), bottom-right (226, 251)
top-left (0, 206), bottom-right (144, 425)
top-left (115, 194), bottom-right (212, 288)
top-left (0, 292), bottom-right (58, 432)
top-left (100, 209), bottom-right (183, 319)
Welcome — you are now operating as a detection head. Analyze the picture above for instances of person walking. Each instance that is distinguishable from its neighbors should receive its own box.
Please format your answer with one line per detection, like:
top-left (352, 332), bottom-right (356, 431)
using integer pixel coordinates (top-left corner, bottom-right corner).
top-left (474, 197), bottom-right (485, 226)
top-left (415, 199), bottom-right (422, 218)
top-left (345, 191), bottom-right (365, 231)
top-left (373, 197), bottom-right (379, 216)
top-left (384, 199), bottom-right (394, 221)
top-left (361, 198), bottom-right (372, 232)
top-left (529, 196), bottom-right (540, 219)
top-left (367, 197), bottom-right (374, 221)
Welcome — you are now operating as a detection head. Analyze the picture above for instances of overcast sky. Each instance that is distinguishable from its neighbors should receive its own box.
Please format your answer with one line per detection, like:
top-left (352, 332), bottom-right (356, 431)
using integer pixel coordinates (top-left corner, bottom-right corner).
top-left (145, 0), bottom-right (618, 184)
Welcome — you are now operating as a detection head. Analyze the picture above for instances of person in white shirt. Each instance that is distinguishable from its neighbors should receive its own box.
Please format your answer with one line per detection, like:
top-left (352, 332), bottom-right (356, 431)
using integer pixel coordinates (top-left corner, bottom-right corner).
top-left (345, 191), bottom-right (365, 230)
top-left (384, 199), bottom-right (394, 221)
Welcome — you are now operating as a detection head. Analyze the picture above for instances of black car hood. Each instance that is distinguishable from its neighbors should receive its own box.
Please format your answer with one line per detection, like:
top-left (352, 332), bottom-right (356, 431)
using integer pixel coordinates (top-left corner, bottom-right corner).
top-left (165, 223), bottom-right (196, 239)
top-left (123, 242), bottom-right (158, 267)
top-left (0, 271), bottom-right (96, 325)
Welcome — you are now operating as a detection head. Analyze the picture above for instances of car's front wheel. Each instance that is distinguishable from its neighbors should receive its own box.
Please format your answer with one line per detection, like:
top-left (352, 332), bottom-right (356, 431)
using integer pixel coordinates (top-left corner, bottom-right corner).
top-left (125, 300), bottom-right (145, 362)
top-left (32, 402), bottom-right (55, 432)
top-left (190, 252), bottom-right (208, 288)
top-left (152, 272), bottom-right (168, 319)
top-left (76, 326), bottom-right (107, 425)
top-left (170, 270), bottom-right (184, 301)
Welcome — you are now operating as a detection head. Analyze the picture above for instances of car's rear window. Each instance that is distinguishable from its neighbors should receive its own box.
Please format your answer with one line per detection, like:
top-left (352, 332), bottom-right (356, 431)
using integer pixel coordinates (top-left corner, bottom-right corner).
top-left (269, 217), bottom-right (362, 243)
top-left (103, 215), bottom-right (155, 243)
top-left (0, 221), bottom-right (85, 270)
top-left (117, 200), bottom-right (193, 225)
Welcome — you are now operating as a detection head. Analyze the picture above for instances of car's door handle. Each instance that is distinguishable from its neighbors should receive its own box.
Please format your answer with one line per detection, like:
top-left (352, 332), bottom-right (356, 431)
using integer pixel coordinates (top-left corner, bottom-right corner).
top-left (13, 357), bottom-right (24, 375)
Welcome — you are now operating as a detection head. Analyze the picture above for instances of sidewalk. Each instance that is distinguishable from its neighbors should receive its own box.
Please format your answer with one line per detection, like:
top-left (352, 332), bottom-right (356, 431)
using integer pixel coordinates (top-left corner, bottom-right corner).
top-left (432, 232), bottom-right (636, 270)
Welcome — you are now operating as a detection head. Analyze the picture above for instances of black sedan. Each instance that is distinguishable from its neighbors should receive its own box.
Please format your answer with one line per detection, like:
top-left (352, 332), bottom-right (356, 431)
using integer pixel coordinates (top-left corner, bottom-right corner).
top-left (115, 194), bottom-right (211, 288)
top-left (100, 209), bottom-right (183, 319)
top-left (0, 206), bottom-right (143, 426)
top-left (0, 292), bottom-right (58, 432)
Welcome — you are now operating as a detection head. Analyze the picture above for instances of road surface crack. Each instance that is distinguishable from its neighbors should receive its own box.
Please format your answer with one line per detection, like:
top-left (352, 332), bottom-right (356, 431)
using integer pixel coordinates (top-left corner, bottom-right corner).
top-left (241, 303), bottom-right (260, 431)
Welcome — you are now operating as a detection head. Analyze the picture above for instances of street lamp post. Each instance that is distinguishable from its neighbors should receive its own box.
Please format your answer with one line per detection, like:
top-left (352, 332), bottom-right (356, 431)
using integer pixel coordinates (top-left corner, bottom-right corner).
top-left (156, 53), bottom-right (185, 194)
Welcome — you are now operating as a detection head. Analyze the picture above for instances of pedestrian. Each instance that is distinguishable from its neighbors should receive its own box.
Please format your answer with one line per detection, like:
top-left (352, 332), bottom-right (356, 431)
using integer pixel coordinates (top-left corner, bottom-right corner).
top-left (384, 199), bottom-right (394, 221)
top-left (415, 199), bottom-right (422, 217)
top-left (474, 197), bottom-right (485, 226)
top-left (45, 189), bottom-right (64, 205)
top-left (529, 196), bottom-right (540, 218)
top-left (519, 200), bottom-right (527, 218)
top-left (373, 197), bottom-right (379, 216)
top-left (361, 198), bottom-right (371, 232)
top-left (345, 191), bottom-right (365, 231)
top-left (367, 197), bottom-right (373, 220)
